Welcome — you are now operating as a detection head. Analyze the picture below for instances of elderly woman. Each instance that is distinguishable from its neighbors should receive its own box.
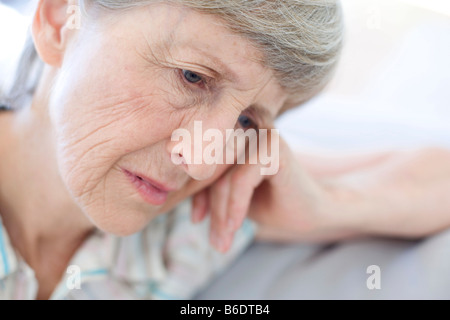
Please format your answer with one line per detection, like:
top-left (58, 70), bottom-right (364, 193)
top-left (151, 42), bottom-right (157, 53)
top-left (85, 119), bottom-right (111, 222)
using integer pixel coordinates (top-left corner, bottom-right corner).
top-left (0, 0), bottom-right (344, 299)
top-left (2, 0), bottom-right (450, 300)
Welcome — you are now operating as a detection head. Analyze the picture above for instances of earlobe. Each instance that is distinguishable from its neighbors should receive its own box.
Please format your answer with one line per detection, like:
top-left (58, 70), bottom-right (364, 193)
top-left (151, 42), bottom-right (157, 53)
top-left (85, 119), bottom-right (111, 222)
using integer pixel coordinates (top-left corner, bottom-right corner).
top-left (32, 0), bottom-right (71, 67)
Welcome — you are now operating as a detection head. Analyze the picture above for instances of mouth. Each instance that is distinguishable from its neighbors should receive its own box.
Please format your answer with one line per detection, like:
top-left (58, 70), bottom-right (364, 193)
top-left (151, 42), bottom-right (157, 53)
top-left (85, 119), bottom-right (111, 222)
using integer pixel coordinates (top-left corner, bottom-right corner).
top-left (122, 169), bottom-right (174, 206)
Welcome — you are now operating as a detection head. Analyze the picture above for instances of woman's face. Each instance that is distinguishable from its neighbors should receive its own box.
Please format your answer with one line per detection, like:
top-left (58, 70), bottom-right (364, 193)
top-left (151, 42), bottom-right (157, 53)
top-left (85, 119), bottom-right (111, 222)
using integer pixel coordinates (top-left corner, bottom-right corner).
top-left (50, 3), bottom-right (288, 235)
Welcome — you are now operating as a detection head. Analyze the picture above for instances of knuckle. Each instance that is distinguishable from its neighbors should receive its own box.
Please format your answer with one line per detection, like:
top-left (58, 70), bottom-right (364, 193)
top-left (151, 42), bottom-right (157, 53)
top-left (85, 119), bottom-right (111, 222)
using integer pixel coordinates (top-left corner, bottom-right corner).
top-left (230, 171), bottom-right (247, 186)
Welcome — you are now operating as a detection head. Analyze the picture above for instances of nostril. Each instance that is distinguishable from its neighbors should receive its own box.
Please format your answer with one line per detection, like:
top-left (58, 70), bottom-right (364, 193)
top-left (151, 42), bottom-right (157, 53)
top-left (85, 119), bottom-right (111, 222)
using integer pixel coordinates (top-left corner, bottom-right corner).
top-left (174, 152), bottom-right (187, 166)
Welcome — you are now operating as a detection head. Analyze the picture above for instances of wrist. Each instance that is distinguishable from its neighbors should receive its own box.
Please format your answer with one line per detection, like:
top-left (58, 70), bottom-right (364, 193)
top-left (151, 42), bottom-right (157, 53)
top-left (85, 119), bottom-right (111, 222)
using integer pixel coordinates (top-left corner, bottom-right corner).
top-left (319, 182), bottom-right (367, 237)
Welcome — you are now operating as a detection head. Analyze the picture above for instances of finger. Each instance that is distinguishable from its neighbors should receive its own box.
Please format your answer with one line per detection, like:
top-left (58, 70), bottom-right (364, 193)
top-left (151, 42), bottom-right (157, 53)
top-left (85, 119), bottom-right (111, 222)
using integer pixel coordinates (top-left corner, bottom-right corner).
top-left (218, 129), bottom-right (279, 251)
top-left (229, 164), bottom-right (264, 229)
top-left (226, 129), bottom-right (275, 231)
top-left (213, 164), bottom-right (264, 253)
top-left (191, 188), bottom-right (209, 224)
top-left (208, 174), bottom-right (232, 252)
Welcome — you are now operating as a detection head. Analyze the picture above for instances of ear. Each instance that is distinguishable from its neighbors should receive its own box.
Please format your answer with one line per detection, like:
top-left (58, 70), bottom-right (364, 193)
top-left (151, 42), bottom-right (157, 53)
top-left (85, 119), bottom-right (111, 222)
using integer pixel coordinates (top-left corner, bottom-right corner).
top-left (32, 0), bottom-right (73, 67)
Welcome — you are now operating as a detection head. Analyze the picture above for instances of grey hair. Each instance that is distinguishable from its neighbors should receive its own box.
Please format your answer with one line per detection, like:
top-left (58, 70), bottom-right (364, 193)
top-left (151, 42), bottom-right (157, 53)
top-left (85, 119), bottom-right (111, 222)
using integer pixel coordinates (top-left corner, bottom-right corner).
top-left (4, 0), bottom-right (343, 110)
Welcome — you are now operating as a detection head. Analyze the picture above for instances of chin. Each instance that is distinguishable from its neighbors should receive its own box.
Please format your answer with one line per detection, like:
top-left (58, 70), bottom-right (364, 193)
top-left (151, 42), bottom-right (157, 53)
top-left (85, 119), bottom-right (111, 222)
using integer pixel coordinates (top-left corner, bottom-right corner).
top-left (86, 207), bottom-right (156, 237)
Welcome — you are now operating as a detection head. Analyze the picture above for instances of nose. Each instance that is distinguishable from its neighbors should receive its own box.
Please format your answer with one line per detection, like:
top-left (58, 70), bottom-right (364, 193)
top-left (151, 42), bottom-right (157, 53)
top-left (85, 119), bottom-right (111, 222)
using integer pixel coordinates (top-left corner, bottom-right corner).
top-left (166, 109), bottom-right (240, 181)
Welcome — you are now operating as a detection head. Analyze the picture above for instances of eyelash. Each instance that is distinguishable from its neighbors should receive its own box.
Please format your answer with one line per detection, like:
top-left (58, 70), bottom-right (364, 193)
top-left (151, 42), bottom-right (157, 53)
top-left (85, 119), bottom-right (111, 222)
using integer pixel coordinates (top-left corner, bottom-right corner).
top-left (238, 109), bottom-right (260, 131)
top-left (178, 69), bottom-right (210, 90)
top-left (176, 69), bottom-right (261, 130)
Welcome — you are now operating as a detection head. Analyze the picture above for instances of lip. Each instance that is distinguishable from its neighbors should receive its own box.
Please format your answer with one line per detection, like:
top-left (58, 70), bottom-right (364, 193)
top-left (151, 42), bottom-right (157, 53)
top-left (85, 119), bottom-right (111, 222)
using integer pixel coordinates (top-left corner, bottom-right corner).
top-left (122, 169), bottom-right (174, 206)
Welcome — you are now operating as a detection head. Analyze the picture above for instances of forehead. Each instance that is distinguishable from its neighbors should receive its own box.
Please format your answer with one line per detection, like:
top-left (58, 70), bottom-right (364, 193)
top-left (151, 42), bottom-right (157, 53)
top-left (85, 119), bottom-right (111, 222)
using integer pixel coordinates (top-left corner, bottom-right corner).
top-left (134, 3), bottom-right (288, 117)
top-left (148, 5), bottom-right (262, 80)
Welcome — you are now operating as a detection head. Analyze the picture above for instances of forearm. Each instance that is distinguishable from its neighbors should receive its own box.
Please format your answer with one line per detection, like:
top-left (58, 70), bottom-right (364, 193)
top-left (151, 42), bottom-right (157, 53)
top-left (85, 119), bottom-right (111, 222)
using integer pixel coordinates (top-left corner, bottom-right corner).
top-left (322, 147), bottom-right (450, 238)
top-left (253, 147), bottom-right (450, 243)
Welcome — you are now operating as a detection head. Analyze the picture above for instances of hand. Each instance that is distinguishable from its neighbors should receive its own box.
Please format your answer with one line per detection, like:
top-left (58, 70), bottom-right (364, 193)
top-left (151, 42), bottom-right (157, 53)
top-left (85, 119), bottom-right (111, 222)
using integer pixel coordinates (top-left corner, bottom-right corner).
top-left (191, 131), bottom-right (352, 252)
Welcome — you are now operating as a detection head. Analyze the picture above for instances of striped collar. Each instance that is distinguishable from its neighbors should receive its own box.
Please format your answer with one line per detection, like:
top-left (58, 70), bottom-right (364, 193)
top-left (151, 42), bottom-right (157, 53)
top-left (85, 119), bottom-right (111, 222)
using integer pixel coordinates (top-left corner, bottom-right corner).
top-left (0, 211), bottom-right (171, 285)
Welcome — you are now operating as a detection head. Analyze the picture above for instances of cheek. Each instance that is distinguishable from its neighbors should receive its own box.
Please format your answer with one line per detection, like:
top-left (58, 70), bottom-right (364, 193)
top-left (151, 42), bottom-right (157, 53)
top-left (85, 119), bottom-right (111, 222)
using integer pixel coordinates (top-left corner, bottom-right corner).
top-left (50, 82), bottom-right (186, 235)
top-left (55, 99), bottom-right (174, 196)
top-left (50, 65), bottom-right (182, 199)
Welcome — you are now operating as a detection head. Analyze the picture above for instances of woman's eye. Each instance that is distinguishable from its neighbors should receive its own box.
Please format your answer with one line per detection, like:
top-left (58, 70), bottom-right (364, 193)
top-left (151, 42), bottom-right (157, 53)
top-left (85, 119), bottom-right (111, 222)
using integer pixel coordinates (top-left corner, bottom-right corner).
top-left (238, 115), bottom-right (258, 130)
top-left (182, 70), bottom-right (203, 84)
